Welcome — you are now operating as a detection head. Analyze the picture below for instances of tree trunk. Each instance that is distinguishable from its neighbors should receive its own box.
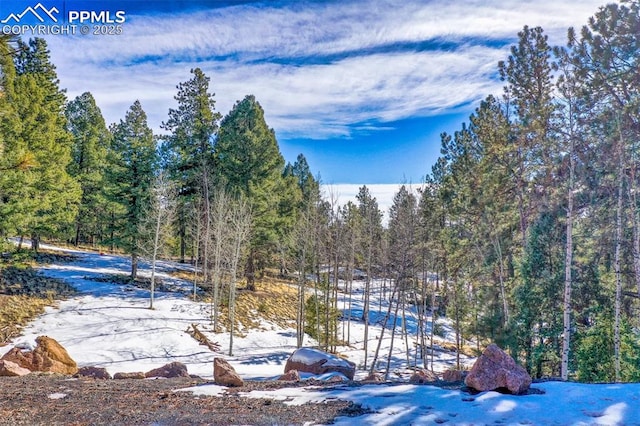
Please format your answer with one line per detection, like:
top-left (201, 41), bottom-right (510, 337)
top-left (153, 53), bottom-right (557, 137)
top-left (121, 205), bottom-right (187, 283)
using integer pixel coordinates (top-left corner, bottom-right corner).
top-left (131, 252), bottom-right (138, 280)
top-left (614, 152), bottom-right (624, 383)
top-left (561, 140), bottom-right (575, 381)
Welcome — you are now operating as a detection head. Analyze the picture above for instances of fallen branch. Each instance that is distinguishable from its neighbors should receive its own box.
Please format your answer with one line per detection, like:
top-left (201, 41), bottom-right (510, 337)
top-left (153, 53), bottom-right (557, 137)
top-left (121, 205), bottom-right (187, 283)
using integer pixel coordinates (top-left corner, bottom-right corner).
top-left (186, 323), bottom-right (220, 352)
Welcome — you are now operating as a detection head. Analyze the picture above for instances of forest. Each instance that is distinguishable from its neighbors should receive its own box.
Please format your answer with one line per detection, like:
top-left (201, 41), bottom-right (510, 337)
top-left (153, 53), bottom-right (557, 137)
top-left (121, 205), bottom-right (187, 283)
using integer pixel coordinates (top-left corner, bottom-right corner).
top-left (0, 1), bottom-right (639, 384)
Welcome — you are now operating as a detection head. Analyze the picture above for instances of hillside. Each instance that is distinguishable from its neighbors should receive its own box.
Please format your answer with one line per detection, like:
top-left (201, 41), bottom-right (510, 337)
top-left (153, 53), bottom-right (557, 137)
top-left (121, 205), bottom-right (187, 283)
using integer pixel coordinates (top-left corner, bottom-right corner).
top-left (2, 243), bottom-right (640, 425)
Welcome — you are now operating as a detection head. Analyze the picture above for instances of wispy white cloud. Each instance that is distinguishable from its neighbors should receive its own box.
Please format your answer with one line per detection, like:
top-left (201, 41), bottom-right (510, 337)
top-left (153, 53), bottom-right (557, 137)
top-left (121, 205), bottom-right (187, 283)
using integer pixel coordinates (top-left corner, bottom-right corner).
top-left (45, 0), bottom-right (610, 140)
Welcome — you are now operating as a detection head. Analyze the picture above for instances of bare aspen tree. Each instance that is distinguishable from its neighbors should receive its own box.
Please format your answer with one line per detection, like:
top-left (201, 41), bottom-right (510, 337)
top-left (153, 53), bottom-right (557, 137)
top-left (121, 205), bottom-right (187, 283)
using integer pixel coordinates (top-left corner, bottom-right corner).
top-left (555, 45), bottom-right (581, 381)
top-left (209, 186), bottom-right (229, 331)
top-left (139, 172), bottom-right (176, 310)
top-left (228, 197), bottom-right (252, 356)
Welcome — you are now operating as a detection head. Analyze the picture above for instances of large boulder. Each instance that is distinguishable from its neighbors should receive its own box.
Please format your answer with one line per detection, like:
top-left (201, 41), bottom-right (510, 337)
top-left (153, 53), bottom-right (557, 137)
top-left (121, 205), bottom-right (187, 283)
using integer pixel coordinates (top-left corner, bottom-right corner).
top-left (1, 336), bottom-right (77, 375)
top-left (213, 358), bottom-right (243, 387)
top-left (464, 344), bottom-right (531, 395)
top-left (0, 360), bottom-right (31, 377)
top-left (284, 348), bottom-right (355, 381)
top-left (145, 362), bottom-right (189, 378)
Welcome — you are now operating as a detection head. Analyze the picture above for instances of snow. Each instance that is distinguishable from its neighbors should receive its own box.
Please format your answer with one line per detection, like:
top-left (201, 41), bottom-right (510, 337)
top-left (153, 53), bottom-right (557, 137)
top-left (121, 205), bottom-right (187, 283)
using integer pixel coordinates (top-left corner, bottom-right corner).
top-left (183, 381), bottom-right (640, 425)
top-left (290, 347), bottom-right (353, 368)
top-left (4, 243), bottom-right (640, 425)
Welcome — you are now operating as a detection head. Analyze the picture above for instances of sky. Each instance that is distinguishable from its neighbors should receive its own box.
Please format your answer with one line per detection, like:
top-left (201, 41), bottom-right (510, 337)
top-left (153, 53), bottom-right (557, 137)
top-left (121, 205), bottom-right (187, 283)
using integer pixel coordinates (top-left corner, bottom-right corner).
top-left (1, 0), bottom-right (612, 192)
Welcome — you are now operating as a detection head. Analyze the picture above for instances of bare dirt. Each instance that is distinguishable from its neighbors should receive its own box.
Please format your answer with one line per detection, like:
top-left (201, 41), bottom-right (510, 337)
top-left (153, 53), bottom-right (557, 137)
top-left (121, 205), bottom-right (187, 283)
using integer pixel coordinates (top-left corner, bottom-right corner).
top-left (0, 374), bottom-right (370, 426)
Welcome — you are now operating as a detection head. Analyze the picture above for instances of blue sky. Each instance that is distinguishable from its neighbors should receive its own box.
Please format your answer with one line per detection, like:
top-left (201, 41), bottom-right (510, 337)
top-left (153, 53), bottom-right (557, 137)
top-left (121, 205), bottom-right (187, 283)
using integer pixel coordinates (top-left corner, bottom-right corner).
top-left (3, 0), bottom-right (610, 188)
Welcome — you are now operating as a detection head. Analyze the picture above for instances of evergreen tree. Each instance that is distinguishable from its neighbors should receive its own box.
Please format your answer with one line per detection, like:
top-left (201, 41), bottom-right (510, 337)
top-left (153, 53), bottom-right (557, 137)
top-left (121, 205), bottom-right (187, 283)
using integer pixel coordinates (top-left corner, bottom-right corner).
top-left (356, 185), bottom-right (383, 368)
top-left (108, 100), bottom-right (156, 279)
top-left (66, 92), bottom-right (111, 246)
top-left (161, 68), bottom-right (221, 262)
top-left (0, 38), bottom-right (80, 250)
top-left (214, 95), bottom-right (287, 290)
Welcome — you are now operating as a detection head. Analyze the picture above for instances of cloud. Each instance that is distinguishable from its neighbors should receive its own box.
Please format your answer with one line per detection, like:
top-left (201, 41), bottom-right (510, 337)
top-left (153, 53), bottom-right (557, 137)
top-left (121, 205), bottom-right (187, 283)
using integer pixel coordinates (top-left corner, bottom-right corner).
top-left (44, 0), bottom-right (609, 139)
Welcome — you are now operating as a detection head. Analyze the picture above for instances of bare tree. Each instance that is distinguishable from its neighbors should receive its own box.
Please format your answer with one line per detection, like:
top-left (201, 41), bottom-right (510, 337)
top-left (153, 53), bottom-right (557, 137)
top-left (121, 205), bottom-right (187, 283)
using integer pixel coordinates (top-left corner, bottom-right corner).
top-left (228, 197), bottom-right (252, 356)
top-left (139, 172), bottom-right (176, 310)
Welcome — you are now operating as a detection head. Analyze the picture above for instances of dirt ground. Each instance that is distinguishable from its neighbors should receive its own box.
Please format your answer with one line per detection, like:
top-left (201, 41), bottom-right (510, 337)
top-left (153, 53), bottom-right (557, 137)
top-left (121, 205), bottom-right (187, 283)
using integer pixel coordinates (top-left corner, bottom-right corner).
top-left (0, 374), bottom-right (370, 425)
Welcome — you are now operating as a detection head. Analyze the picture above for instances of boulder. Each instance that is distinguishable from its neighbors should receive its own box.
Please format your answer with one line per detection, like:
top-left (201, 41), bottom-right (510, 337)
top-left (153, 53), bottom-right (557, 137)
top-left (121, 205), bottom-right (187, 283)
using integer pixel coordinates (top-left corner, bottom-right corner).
top-left (408, 369), bottom-right (438, 384)
top-left (1, 336), bottom-right (77, 375)
top-left (213, 358), bottom-right (243, 387)
top-left (464, 344), bottom-right (531, 395)
top-left (284, 348), bottom-right (356, 380)
top-left (443, 369), bottom-right (467, 382)
top-left (361, 372), bottom-right (384, 383)
top-left (0, 360), bottom-right (31, 377)
top-left (75, 366), bottom-right (112, 380)
top-left (113, 372), bottom-right (146, 379)
top-left (145, 362), bottom-right (189, 378)
top-left (277, 370), bottom-right (300, 382)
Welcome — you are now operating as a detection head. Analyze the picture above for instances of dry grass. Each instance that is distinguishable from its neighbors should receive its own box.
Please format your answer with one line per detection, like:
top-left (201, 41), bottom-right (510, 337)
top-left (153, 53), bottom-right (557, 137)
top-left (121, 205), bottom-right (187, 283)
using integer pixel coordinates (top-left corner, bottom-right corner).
top-left (0, 253), bottom-right (76, 346)
top-left (0, 295), bottom-right (52, 345)
top-left (201, 277), bottom-right (299, 335)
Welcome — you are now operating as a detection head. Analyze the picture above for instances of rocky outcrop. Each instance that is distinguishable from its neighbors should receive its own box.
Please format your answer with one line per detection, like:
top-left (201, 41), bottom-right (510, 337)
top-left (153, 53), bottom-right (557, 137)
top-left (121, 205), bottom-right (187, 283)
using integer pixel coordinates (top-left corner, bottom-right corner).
top-left (464, 344), bottom-right (531, 395)
top-left (284, 348), bottom-right (355, 380)
top-left (145, 362), bottom-right (189, 378)
top-left (408, 369), bottom-right (438, 384)
top-left (0, 360), bottom-right (31, 377)
top-left (214, 358), bottom-right (243, 387)
top-left (1, 336), bottom-right (77, 375)
top-left (75, 366), bottom-right (112, 380)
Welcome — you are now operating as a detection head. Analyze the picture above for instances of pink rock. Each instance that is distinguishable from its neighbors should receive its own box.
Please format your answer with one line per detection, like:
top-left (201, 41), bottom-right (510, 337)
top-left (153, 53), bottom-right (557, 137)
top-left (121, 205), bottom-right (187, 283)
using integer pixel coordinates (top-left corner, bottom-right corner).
top-left (0, 360), bottom-right (31, 377)
top-left (145, 362), bottom-right (189, 378)
top-left (408, 369), bottom-right (438, 384)
top-left (76, 366), bottom-right (112, 380)
top-left (214, 358), bottom-right (243, 387)
top-left (443, 369), bottom-right (466, 382)
top-left (361, 372), bottom-right (384, 383)
top-left (464, 344), bottom-right (532, 394)
top-left (284, 348), bottom-right (355, 380)
top-left (278, 370), bottom-right (300, 381)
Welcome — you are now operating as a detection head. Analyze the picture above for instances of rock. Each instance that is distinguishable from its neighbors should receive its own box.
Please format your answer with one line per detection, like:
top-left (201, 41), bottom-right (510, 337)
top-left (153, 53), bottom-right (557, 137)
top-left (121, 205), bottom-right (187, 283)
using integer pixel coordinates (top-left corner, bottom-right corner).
top-left (75, 366), bottom-right (112, 380)
top-left (113, 372), bottom-right (146, 379)
top-left (1, 336), bottom-right (77, 375)
top-left (145, 362), bottom-right (189, 378)
top-left (278, 370), bottom-right (300, 382)
top-left (464, 344), bottom-right (531, 395)
top-left (0, 360), bottom-right (31, 377)
top-left (284, 348), bottom-right (356, 380)
top-left (361, 372), bottom-right (384, 383)
top-left (443, 369), bottom-right (467, 382)
top-left (214, 358), bottom-right (243, 387)
top-left (409, 369), bottom-right (438, 384)
top-left (326, 373), bottom-right (348, 383)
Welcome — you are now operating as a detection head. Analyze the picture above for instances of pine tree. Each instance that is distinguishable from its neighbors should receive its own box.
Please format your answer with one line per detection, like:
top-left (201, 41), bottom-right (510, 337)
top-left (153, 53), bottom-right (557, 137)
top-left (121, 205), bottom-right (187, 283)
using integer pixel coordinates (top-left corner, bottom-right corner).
top-left (108, 100), bottom-right (156, 279)
top-left (162, 68), bottom-right (221, 263)
top-left (0, 38), bottom-right (80, 250)
top-left (356, 185), bottom-right (383, 368)
top-left (214, 95), bottom-right (287, 290)
top-left (66, 92), bottom-right (111, 246)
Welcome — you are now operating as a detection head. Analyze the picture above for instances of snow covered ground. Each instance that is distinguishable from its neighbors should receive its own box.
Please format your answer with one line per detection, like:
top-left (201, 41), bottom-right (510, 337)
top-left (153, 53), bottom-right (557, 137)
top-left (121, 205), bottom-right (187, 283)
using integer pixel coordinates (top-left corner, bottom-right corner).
top-left (3, 244), bottom-right (640, 425)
